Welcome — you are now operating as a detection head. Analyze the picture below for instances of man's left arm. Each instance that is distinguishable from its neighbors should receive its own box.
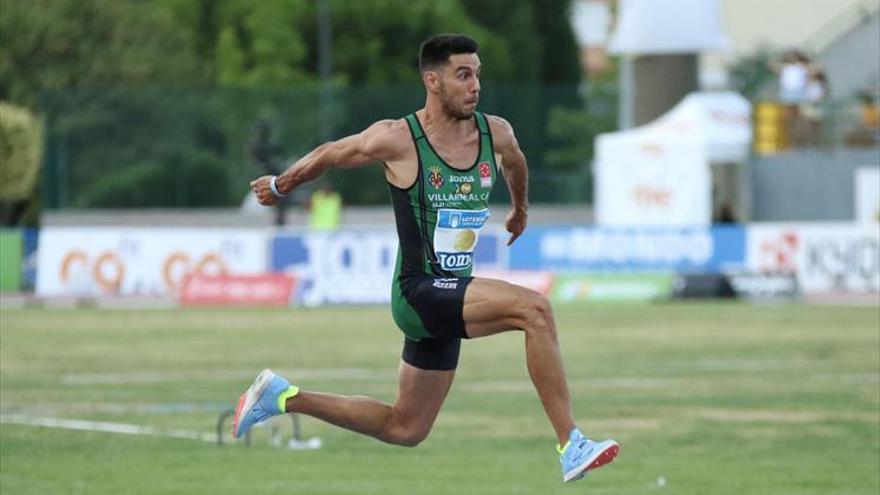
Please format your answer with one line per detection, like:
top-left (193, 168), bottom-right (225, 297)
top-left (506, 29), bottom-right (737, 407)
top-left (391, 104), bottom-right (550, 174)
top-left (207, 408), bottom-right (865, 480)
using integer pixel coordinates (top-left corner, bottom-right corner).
top-left (488, 116), bottom-right (529, 246)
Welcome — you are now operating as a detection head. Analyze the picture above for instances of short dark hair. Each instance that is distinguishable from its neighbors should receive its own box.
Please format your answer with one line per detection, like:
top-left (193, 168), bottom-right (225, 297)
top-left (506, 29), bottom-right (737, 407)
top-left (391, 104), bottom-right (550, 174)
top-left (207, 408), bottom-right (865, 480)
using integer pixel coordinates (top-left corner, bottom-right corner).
top-left (419, 34), bottom-right (479, 73)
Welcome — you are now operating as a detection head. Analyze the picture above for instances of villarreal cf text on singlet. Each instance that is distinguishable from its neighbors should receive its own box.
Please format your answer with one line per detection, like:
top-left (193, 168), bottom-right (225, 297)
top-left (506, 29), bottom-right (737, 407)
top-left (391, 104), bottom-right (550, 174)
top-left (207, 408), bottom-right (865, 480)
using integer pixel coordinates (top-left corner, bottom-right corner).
top-left (387, 112), bottom-right (498, 340)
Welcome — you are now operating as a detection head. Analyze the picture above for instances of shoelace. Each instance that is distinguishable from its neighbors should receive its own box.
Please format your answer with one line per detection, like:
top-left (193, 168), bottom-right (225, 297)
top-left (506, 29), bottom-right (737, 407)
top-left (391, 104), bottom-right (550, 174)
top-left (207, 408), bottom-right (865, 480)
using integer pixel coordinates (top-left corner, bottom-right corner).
top-left (575, 439), bottom-right (594, 456)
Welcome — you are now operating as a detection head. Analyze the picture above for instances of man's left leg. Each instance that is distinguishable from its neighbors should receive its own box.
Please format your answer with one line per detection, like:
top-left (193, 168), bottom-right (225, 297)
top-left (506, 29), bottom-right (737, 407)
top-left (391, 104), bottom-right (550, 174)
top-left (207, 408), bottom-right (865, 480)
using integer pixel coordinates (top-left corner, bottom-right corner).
top-left (285, 360), bottom-right (454, 446)
top-left (463, 277), bottom-right (574, 445)
top-left (462, 277), bottom-right (619, 482)
top-left (233, 358), bottom-right (455, 447)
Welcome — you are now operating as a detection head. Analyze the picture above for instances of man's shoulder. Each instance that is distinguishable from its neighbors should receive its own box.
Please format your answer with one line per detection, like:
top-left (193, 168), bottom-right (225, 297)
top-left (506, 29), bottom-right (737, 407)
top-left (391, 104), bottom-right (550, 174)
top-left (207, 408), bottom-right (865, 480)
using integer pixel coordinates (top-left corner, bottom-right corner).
top-left (365, 118), bottom-right (411, 140)
top-left (482, 113), bottom-right (516, 146)
top-left (361, 118), bottom-right (413, 161)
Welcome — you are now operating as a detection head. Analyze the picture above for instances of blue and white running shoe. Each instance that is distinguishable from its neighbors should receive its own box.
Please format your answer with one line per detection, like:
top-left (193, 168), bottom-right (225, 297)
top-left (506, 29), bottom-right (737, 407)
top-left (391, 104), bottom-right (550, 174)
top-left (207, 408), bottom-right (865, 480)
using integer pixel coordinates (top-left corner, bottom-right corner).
top-left (232, 369), bottom-right (298, 439)
top-left (558, 428), bottom-right (619, 482)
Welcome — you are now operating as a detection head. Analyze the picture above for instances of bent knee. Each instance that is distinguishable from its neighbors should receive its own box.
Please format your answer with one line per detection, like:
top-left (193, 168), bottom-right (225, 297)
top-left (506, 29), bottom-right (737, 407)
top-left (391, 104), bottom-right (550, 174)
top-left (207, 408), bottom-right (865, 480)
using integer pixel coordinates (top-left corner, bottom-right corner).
top-left (392, 430), bottom-right (429, 448)
top-left (520, 293), bottom-right (555, 336)
top-left (388, 425), bottom-right (430, 448)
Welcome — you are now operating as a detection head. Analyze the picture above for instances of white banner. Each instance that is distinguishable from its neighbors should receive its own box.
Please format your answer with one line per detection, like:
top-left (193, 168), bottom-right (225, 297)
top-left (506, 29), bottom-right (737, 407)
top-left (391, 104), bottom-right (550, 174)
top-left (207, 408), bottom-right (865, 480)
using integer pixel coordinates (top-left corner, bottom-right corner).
top-left (36, 228), bottom-right (267, 297)
top-left (277, 230), bottom-right (399, 307)
top-left (855, 167), bottom-right (880, 224)
top-left (596, 137), bottom-right (710, 226)
top-left (747, 224), bottom-right (880, 294)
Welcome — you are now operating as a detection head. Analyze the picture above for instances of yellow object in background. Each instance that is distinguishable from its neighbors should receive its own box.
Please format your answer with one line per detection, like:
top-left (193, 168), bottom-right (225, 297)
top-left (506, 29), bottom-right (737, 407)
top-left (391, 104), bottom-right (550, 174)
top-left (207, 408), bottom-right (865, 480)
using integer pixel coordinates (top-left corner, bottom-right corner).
top-left (309, 188), bottom-right (341, 231)
top-left (753, 101), bottom-right (790, 154)
top-left (863, 103), bottom-right (879, 130)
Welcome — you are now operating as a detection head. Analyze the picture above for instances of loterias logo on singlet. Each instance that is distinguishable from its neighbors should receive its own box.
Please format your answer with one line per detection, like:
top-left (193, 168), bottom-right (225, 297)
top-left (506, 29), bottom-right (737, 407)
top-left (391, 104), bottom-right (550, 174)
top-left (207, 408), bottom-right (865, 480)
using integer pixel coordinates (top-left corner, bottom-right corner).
top-left (433, 208), bottom-right (490, 271)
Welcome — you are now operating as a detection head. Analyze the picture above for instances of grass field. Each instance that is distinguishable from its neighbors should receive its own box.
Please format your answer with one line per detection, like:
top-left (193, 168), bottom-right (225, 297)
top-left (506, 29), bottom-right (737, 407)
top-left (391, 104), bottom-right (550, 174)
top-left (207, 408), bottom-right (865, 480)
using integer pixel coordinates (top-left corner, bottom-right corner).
top-left (1, 302), bottom-right (878, 495)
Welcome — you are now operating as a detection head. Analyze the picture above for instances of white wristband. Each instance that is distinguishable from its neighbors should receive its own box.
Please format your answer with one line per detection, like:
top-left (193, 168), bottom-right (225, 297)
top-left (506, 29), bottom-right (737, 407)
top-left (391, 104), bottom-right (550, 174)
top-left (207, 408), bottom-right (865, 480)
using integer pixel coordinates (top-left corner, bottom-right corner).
top-left (269, 176), bottom-right (287, 198)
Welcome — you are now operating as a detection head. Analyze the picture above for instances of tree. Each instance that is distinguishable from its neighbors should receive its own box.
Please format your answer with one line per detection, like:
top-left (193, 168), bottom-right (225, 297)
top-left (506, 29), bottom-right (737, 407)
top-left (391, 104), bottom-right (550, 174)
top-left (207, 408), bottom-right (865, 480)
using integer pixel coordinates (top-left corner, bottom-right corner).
top-left (0, 103), bottom-right (41, 225)
top-left (155, 0), bottom-right (512, 88)
top-left (461, 0), bottom-right (581, 84)
top-left (6, 0), bottom-right (595, 207)
top-left (0, 0), bottom-right (203, 107)
top-left (530, 0), bottom-right (581, 85)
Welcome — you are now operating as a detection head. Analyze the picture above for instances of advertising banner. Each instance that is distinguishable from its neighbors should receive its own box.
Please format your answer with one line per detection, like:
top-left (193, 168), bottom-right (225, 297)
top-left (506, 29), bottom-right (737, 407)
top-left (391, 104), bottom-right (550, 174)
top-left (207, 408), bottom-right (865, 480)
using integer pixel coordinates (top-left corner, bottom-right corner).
top-left (551, 273), bottom-right (674, 302)
top-left (726, 273), bottom-right (799, 300)
top-left (179, 274), bottom-right (295, 306)
top-left (0, 229), bottom-right (22, 292)
top-left (473, 270), bottom-right (555, 296)
top-left (22, 228), bottom-right (38, 291)
top-left (272, 230), bottom-right (397, 306)
top-left (36, 228), bottom-right (267, 296)
top-left (508, 226), bottom-right (745, 273)
top-left (271, 229), bottom-right (503, 306)
top-left (855, 167), bottom-right (880, 224)
top-left (747, 224), bottom-right (879, 294)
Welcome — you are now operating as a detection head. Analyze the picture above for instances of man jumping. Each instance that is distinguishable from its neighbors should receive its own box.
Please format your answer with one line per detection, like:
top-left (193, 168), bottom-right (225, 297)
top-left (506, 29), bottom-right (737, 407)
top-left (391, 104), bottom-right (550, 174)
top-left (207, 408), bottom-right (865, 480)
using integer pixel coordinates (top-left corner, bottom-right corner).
top-left (232, 33), bottom-right (618, 483)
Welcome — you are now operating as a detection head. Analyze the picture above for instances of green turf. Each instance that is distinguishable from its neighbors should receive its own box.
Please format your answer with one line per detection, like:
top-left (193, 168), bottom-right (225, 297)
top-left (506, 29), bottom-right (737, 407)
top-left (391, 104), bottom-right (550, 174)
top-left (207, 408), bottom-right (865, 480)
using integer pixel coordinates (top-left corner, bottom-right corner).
top-left (1, 302), bottom-right (878, 494)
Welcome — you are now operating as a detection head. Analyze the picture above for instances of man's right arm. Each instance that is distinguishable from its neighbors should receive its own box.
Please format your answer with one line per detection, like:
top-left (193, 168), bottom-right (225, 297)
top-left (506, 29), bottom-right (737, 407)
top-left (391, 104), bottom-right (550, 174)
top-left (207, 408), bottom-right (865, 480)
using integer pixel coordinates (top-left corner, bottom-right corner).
top-left (250, 120), bottom-right (404, 205)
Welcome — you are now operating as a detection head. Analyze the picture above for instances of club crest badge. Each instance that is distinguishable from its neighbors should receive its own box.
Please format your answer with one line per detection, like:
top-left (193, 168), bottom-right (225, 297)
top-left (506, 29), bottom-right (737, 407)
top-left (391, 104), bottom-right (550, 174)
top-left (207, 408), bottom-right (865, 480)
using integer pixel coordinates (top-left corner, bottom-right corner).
top-left (428, 166), bottom-right (445, 189)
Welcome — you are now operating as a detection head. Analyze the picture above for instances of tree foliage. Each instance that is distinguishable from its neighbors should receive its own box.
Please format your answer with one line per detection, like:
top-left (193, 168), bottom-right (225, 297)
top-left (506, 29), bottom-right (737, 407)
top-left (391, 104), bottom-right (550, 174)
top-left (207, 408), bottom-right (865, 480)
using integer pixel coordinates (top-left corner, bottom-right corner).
top-left (1, 0), bottom-right (595, 209)
top-left (0, 0), bottom-right (203, 107)
top-left (728, 46), bottom-right (778, 100)
top-left (0, 103), bottom-right (41, 200)
top-left (0, 103), bottom-right (42, 225)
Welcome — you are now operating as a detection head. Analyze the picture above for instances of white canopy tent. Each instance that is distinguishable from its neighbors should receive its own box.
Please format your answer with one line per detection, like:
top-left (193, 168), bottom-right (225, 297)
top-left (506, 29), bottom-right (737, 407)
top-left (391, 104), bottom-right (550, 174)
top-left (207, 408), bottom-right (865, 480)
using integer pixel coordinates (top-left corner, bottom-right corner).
top-left (608, 0), bottom-right (730, 55)
top-left (594, 92), bottom-right (752, 227)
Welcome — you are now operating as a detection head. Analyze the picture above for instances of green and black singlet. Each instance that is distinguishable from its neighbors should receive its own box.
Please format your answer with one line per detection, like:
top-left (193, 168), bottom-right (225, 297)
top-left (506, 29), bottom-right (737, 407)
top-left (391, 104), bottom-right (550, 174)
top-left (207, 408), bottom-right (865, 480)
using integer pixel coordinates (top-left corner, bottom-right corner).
top-left (387, 111), bottom-right (499, 342)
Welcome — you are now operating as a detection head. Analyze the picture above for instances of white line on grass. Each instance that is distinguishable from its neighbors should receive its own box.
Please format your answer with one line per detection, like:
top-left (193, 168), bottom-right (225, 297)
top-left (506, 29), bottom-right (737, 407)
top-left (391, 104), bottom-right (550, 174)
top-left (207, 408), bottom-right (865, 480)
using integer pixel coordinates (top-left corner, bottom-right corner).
top-left (1, 402), bottom-right (231, 417)
top-left (61, 368), bottom-right (394, 385)
top-left (0, 414), bottom-right (223, 443)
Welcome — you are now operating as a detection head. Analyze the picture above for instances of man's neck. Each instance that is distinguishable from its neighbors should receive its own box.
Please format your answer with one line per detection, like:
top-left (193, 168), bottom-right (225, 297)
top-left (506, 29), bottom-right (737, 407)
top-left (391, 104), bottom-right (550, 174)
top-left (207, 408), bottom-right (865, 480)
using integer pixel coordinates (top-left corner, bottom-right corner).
top-left (419, 98), bottom-right (474, 138)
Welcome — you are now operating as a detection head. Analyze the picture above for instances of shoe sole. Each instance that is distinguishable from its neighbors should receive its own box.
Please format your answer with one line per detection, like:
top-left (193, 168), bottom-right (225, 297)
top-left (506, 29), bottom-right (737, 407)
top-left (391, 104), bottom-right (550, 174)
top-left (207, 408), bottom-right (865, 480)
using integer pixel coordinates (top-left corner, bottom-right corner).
top-left (232, 369), bottom-right (276, 438)
top-left (564, 440), bottom-right (620, 482)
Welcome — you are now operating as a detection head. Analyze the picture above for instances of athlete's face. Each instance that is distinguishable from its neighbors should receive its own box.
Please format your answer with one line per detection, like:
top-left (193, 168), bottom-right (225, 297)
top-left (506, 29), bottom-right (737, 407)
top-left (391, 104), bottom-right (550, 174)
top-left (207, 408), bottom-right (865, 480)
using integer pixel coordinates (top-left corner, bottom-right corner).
top-left (431, 53), bottom-right (481, 120)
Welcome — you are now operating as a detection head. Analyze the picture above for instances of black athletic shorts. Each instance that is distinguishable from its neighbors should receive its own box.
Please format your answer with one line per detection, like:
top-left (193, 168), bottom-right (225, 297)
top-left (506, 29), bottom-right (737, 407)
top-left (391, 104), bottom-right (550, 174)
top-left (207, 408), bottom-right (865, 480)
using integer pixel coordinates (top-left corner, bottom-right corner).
top-left (391, 273), bottom-right (474, 371)
top-left (402, 337), bottom-right (461, 371)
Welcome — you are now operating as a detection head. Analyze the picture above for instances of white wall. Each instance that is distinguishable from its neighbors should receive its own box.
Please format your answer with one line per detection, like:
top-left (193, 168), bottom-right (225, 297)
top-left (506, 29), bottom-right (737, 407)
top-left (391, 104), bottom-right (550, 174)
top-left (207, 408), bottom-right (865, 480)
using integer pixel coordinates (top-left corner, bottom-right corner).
top-left (701, 0), bottom-right (870, 87)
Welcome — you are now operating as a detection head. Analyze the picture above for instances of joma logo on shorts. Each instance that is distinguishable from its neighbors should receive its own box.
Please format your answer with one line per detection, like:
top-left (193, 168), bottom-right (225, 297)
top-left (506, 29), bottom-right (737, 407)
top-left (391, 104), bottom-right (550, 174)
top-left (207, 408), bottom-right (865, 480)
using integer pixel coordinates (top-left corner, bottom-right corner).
top-left (432, 278), bottom-right (458, 290)
top-left (437, 253), bottom-right (473, 270)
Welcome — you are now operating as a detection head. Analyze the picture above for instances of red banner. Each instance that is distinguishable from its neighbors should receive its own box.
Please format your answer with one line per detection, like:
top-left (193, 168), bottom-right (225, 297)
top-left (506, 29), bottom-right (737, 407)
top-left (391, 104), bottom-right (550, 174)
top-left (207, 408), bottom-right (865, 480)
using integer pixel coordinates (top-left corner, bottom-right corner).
top-left (179, 273), bottom-right (295, 306)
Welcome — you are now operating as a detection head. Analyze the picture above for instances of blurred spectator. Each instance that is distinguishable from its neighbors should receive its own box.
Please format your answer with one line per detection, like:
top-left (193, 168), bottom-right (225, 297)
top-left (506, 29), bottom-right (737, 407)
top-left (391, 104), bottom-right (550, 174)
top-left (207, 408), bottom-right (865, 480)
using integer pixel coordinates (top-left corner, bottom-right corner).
top-left (858, 88), bottom-right (880, 130)
top-left (771, 50), bottom-right (810, 105)
top-left (716, 202), bottom-right (738, 224)
top-left (308, 182), bottom-right (341, 231)
top-left (769, 50), bottom-right (822, 147)
top-left (847, 87), bottom-right (880, 147)
top-left (801, 70), bottom-right (829, 146)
